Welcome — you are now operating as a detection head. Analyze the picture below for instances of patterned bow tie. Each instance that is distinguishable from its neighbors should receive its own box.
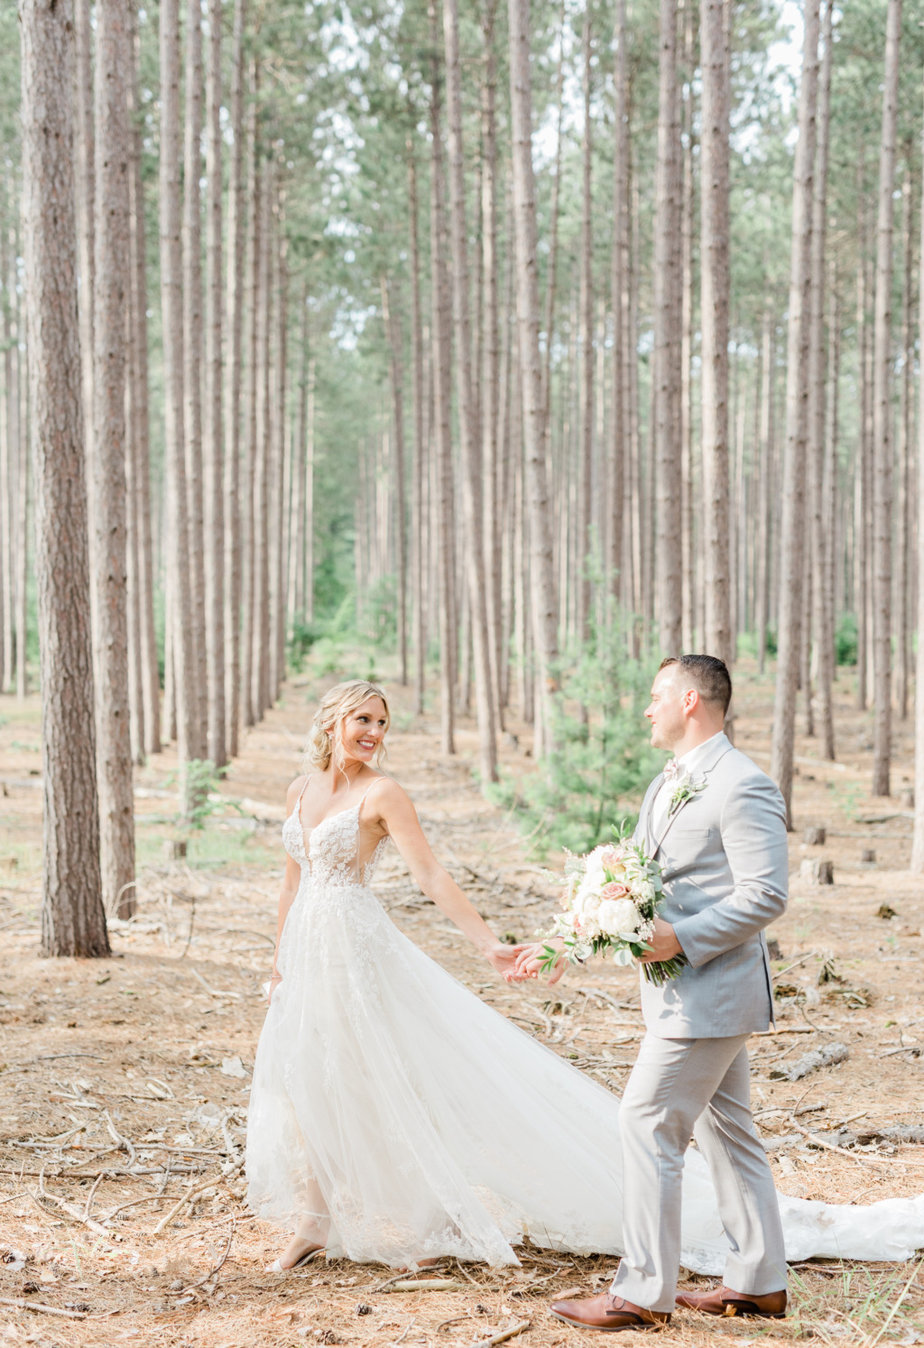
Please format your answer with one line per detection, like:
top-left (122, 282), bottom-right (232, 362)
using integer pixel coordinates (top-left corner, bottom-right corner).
top-left (662, 758), bottom-right (683, 781)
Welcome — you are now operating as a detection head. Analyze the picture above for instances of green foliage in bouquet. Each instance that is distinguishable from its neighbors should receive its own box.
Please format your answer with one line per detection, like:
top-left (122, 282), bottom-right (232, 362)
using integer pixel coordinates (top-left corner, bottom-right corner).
top-left (491, 605), bottom-right (663, 856)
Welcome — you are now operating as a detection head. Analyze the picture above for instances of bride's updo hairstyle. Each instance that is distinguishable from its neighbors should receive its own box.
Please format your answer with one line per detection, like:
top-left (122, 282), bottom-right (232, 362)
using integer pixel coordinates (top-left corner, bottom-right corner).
top-left (305, 679), bottom-right (390, 773)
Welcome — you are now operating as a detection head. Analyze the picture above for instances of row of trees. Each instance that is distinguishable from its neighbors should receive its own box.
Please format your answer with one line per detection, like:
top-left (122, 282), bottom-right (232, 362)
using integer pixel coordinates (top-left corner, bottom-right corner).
top-left (9, 0), bottom-right (924, 954)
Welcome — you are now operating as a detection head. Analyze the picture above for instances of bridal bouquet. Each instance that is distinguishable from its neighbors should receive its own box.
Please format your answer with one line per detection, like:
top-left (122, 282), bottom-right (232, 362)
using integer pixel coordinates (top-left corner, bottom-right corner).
top-left (540, 839), bottom-right (686, 986)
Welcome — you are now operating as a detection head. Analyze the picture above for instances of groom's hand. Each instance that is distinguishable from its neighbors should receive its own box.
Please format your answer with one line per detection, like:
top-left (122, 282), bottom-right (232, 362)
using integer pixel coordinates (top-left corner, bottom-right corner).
top-left (512, 941), bottom-right (566, 985)
top-left (638, 917), bottom-right (682, 963)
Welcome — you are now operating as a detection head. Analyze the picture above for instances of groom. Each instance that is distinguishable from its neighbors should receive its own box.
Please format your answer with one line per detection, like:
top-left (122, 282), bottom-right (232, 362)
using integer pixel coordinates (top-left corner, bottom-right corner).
top-left (530, 655), bottom-right (789, 1332)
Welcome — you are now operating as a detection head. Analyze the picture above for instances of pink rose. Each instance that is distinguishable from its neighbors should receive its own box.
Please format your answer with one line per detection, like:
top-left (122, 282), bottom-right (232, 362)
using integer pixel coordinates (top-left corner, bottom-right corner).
top-left (600, 880), bottom-right (631, 901)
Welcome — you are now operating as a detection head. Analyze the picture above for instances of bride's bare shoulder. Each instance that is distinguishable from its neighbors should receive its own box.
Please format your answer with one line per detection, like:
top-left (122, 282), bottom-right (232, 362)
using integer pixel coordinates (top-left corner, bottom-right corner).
top-left (285, 774), bottom-right (310, 809)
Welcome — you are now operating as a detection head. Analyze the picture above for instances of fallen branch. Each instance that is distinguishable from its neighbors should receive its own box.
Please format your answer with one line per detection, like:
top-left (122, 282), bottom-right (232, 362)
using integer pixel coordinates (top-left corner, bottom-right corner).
top-left (32, 1175), bottom-right (118, 1242)
top-left (0, 1296), bottom-right (87, 1320)
top-left (153, 1179), bottom-right (217, 1235)
top-left (769, 1042), bottom-right (848, 1081)
top-left (378, 1278), bottom-right (464, 1294)
top-left (467, 1321), bottom-right (531, 1348)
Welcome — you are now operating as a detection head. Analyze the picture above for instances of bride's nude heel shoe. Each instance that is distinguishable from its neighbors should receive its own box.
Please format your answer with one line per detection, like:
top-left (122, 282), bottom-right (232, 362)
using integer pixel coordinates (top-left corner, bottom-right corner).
top-left (264, 1243), bottom-right (326, 1273)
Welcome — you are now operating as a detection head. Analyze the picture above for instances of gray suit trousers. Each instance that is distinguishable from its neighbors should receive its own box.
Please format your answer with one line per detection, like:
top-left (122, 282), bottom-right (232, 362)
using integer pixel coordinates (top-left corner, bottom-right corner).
top-left (610, 1032), bottom-right (787, 1312)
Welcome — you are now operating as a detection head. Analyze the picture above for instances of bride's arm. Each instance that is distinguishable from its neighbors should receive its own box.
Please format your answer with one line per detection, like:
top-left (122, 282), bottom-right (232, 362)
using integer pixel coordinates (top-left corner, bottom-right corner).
top-left (372, 778), bottom-right (522, 978)
top-left (268, 777), bottom-right (307, 1001)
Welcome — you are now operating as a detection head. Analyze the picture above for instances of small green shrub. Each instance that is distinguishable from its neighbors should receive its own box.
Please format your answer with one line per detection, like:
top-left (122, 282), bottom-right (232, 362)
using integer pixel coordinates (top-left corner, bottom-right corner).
top-left (835, 612), bottom-right (858, 666)
top-left (491, 615), bottom-right (662, 857)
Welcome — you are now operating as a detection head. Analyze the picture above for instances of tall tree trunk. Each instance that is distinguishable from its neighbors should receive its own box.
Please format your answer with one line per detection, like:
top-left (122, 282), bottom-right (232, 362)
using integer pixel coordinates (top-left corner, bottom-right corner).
top-left (442, 0), bottom-right (497, 783)
top-left (183, 0), bottom-right (206, 756)
top-left (223, 0), bottom-right (246, 758)
top-left (895, 161), bottom-right (914, 723)
top-left (871, 0), bottom-right (901, 798)
top-left (160, 0), bottom-right (197, 800)
top-left (653, 0), bottom-right (683, 653)
top-left (74, 0), bottom-right (94, 459)
top-left (911, 74), bottom-right (924, 873)
top-left (480, 0), bottom-right (503, 727)
top-left (428, 5), bottom-right (456, 756)
top-left (128, 9), bottom-right (160, 758)
top-left (380, 274), bottom-right (409, 687)
top-left (240, 82), bottom-right (259, 729)
top-left (407, 137), bottom-right (427, 714)
top-left (609, 0), bottom-right (629, 612)
top-left (91, 0), bottom-right (135, 916)
top-left (576, 8), bottom-right (594, 645)
top-left (22, 0), bottom-right (109, 957)
top-left (770, 0), bottom-right (820, 826)
top-left (507, 0), bottom-right (559, 754)
top-left (808, 0), bottom-right (835, 761)
top-left (204, 0), bottom-right (226, 766)
top-left (699, 0), bottom-right (732, 667)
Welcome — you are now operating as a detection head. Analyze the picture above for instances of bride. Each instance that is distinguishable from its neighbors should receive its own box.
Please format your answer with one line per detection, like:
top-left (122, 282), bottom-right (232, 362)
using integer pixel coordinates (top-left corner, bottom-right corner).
top-left (245, 679), bottom-right (924, 1274)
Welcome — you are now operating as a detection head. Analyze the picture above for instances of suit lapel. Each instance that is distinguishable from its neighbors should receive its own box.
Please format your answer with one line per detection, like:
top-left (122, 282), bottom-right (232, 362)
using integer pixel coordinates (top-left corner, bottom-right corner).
top-left (651, 735), bottom-right (734, 856)
top-left (640, 775), bottom-right (665, 853)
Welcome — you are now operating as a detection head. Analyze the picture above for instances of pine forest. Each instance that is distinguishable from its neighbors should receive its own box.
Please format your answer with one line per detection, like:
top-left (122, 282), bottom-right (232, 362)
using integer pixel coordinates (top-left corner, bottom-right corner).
top-left (5, 0), bottom-right (924, 950)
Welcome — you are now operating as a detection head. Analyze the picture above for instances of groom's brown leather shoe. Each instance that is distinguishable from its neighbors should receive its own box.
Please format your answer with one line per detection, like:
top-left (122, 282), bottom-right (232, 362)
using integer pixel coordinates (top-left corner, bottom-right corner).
top-left (550, 1291), bottom-right (670, 1331)
top-left (675, 1283), bottom-right (787, 1318)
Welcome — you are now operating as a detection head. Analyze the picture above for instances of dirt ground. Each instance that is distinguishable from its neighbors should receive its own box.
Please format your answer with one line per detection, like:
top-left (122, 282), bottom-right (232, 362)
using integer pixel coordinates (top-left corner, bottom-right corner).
top-left (0, 661), bottom-right (922, 1348)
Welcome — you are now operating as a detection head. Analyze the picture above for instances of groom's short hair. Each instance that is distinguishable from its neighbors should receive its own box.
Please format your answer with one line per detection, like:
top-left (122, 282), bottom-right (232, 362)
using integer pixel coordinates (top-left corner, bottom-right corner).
top-left (660, 654), bottom-right (732, 715)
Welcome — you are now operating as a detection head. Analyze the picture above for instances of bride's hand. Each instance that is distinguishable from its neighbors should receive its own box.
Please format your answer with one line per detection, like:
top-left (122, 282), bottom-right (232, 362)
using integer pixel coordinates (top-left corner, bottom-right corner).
top-left (484, 943), bottom-right (528, 980)
top-left (513, 941), bottom-right (566, 985)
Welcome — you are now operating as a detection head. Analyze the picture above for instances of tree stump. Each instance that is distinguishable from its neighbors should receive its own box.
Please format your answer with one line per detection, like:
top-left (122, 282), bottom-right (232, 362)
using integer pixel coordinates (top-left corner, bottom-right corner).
top-left (164, 839), bottom-right (188, 860)
top-left (861, 848), bottom-right (876, 865)
top-left (800, 858), bottom-right (833, 885)
top-left (803, 826), bottom-right (826, 846)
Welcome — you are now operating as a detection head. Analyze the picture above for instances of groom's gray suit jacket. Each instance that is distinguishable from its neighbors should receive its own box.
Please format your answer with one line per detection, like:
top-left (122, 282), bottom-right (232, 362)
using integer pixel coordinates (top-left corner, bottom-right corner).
top-left (636, 733), bottom-right (788, 1039)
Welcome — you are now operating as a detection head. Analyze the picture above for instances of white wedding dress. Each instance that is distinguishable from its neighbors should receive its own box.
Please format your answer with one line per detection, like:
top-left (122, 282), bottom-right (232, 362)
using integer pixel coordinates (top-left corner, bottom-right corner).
top-left (245, 797), bottom-right (924, 1272)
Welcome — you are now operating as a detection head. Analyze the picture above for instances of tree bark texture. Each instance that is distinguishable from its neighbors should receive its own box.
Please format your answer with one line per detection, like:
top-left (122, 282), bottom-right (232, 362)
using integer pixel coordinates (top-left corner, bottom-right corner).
top-left (870, 0), bottom-right (901, 798)
top-left (21, 0), bottom-right (109, 957)
top-left (91, 0), bottom-right (135, 917)
top-left (770, 0), bottom-right (820, 827)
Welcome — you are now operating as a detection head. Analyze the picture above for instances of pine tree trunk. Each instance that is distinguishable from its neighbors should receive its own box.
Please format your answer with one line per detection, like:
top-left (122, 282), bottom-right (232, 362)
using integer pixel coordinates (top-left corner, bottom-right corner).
top-left (807, 0), bottom-right (835, 761)
top-left (270, 187), bottom-right (288, 703)
top-left (770, 0), bottom-right (820, 826)
top-left (407, 137), bottom-right (427, 714)
top-left (380, 274), bottom-right (409, 687)
top-left (870, 0), bottom-right (901, 798)
top-left (576, 9), bottom-right (594, 645)
top-left (507, 0), bottom-right (559, 754)
top-left (442, 0), bottom-right (497, 783)
top-left (699, 0), bottom-right (732, 666)
top-left (653, 0), bottom-right (683, 652)
top-left (128, 10), bottom-right (160, 758)
top-left (911, 74), bottom-right (924, 872)
top-left (74, 0), bottom-right (94, 459)
top-left (91, 0), bottom-right (135, 916)
top-left (223, 0), bottom-right (246, 758)
top-left (428, 6), bottom-right (456, 756)
top-left (239, 81), bottom-right (259, 730)
top-left (22, 0), bottom-right (109, 957)
top-left (680, 0), bottom-right (696, 652)
top-left (160, 0), bottom-right (197, 803)
top-left (609, 0), bottom-right (629, 613)
top-left (204, 0), bottom-right (226, 766)
top-left (183, 0), bottom-right (207, 757)
top-left (480, 0), bottom-right (503, 727)
top-left (895, 163), bottom-right (914, 723)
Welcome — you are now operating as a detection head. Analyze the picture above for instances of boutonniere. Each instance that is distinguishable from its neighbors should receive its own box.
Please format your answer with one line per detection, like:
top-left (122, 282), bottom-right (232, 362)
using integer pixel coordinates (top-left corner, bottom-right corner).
top-left (667, 769), bottom-right (706, 818)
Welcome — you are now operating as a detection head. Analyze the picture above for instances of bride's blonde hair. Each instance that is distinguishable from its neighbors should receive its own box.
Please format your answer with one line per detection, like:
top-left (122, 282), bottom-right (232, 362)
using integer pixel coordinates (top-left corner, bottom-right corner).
top-left (305, 679), bottom-right (390, 773)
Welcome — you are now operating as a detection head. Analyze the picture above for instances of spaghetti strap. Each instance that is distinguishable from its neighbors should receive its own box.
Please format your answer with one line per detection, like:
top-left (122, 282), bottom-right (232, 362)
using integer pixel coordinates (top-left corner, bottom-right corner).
top-left (358, 775), bottom-right (383, 807)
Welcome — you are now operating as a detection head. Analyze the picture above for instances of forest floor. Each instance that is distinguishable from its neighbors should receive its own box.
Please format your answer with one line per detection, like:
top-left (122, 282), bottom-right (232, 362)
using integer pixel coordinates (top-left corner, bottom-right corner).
top-left (0, 659), bottom-right (922, 1348)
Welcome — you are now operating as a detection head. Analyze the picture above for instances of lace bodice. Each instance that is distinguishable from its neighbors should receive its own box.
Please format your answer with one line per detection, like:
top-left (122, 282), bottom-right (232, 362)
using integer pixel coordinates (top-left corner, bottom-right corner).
top-left (282, 795), bottom-right (388, 888)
